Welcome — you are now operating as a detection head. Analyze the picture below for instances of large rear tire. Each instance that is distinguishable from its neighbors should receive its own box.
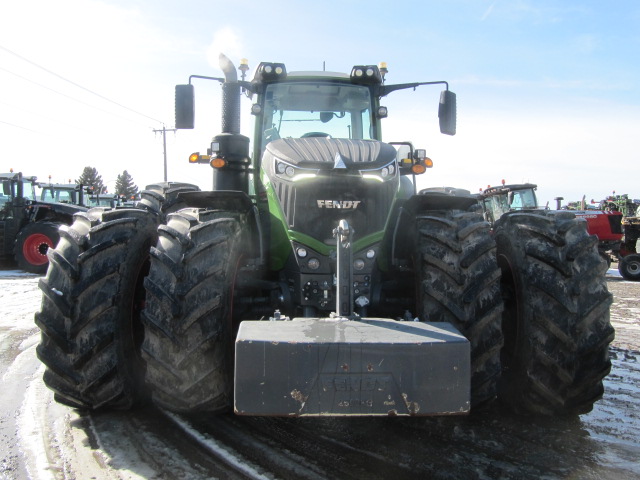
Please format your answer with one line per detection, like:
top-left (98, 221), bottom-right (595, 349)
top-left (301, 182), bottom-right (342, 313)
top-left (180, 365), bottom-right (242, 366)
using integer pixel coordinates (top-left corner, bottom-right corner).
top-left (416, 210), bottom-right (504, 408)
top-left (137, 182), bottom-right (199, 218)
top-left (14, 221), bottom-right (61, 274)
top-left (35, 208), bottom-right (159, 409)
top-left (141, 209), bottom-right (243, 413)
top-left (495, 211), bottom-right (615, 416)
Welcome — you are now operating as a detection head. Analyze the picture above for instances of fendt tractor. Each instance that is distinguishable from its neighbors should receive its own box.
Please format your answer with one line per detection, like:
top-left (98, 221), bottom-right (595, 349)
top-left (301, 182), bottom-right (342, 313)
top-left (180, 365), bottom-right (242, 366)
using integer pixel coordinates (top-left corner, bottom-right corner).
top-left (35, 55), bottom-right (614, 418)
top-left (1, 171), bottom-right (88, 273)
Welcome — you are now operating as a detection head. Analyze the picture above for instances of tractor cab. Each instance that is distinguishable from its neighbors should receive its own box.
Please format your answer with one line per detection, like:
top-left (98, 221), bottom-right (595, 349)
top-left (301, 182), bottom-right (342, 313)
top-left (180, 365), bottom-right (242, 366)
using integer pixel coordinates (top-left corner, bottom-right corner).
top-left (38, 182), bottom-right (89, 207)
top-left (1, 172), bottom-right (38, 218)
top-left (479, 183), bottom-right (539, 226)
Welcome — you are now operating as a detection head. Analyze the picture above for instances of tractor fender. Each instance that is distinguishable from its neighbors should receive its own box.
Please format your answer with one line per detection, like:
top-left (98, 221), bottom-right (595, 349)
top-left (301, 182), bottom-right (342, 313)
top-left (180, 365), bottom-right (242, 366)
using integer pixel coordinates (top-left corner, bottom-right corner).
top-left (29, 201), bottom-right (88, 221)
top-left (411, 190), bottom-right (479, 212)
top-left (178, 190), bottom-right (264, 264)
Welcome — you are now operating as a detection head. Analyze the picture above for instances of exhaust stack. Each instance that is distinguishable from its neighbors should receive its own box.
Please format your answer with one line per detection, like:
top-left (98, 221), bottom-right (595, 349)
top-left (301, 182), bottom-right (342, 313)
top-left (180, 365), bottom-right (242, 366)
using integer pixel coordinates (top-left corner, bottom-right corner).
top-left (210, 53), bottom-right (250, 192)
top-left (219, 53), bottom-right (241, 135)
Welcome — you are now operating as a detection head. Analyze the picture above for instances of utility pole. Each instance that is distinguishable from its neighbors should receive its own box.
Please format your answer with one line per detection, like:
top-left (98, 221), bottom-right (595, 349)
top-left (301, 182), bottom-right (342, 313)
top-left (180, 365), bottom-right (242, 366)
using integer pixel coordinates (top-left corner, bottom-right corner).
top-left (153, 124), bottom-right (177, 181)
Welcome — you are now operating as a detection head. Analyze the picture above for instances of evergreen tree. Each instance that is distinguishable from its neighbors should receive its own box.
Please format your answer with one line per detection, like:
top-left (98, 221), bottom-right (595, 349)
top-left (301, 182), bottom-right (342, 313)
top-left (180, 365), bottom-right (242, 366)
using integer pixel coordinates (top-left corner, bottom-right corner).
top-left (76, 167), bottom-right (105, 193)
top-left (115, 170), bottom-right (139, 199)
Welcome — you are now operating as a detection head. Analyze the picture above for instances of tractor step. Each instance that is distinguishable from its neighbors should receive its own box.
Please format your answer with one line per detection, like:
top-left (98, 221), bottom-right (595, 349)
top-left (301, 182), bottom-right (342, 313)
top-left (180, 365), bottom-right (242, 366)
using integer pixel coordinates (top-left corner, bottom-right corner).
top-left (234, 318), bottom-right (470, 416)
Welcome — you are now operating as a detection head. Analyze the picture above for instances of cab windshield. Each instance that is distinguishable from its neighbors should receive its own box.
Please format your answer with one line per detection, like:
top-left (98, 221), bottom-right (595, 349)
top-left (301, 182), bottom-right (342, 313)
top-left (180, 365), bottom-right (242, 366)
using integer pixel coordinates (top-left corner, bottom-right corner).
top-left (260, 82), bottom-right (374, 148)
top-left (22, 180), bottom-right (37, 201)
top-left (509, 189), bottom-right (537, 209)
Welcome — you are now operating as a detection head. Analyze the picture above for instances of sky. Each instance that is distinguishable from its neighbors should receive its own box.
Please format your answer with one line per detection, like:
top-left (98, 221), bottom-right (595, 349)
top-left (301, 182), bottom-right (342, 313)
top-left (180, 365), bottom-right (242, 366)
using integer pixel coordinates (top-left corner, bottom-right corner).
top-left (1, 0), bottom-right (638, 207)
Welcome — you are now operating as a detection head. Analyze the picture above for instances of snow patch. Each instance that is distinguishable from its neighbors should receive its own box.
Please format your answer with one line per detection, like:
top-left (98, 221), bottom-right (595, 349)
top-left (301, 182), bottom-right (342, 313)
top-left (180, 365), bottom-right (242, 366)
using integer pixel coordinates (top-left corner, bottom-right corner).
top-left (162, 411), bottom-right (273, 480)
top-left (18, 364), bottom-right (56, 480)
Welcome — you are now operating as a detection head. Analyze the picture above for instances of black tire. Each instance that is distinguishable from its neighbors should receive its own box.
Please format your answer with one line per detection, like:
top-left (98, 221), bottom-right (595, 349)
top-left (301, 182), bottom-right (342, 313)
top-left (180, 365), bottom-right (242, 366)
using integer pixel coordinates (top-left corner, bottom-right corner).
top-left (416, 210), bottom-right (504, 408)
top-left (618, 253), bottom-right (640, 281)
top-left (137, 182), bottom-right (200, 218)
top-left (495, 211), bottom-right (615, 416)
top-left (34, 208), bottom-right (160, 409)
top-left (141, 209), bottom-right (243, 412)
top-left (14, 221), bottom-right (61, 274)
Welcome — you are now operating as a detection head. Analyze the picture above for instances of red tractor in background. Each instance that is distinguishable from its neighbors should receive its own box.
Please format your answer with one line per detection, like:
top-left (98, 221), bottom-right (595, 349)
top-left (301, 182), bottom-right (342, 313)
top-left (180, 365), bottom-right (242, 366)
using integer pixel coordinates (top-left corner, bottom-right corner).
top-left (598, 194), bottom-right (639, 280)
top-left (557, 194), bottom-right (639, 280)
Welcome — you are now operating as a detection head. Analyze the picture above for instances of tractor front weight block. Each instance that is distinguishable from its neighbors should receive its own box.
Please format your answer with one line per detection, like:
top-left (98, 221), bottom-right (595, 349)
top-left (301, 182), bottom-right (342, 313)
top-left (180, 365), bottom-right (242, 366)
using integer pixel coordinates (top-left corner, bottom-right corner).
top-left (234, 318), bottom-right (470, 416)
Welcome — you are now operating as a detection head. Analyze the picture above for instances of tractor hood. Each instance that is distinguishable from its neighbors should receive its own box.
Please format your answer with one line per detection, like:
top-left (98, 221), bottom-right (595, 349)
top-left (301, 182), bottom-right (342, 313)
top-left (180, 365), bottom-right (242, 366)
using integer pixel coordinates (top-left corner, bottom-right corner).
top-left (262, 137), bottom-right (402, 248)
top-left (264, 138), bottom-right (396, 173)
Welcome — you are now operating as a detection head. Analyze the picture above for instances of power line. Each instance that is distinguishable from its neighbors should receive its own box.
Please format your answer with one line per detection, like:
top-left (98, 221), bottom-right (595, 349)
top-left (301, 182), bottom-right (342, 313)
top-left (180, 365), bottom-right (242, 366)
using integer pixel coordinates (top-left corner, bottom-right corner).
top-left (0, 99), bottom-right (92, 133)
top-left (0, 44), bottom-right (164, 124)
top-left (0, 119), bottom-right (41, 133)
top-left (0, 66), bottom-right (152, 128)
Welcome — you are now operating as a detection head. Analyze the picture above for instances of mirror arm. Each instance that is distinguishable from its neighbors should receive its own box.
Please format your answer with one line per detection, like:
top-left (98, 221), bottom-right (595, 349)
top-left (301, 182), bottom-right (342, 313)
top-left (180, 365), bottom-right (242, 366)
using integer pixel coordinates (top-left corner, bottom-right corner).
top-left (188, 75), bottom-right (256, 93)
top-left (378, 81), bottom-right (449, 97)
top-left (188, 74), bottom-right (224, 84)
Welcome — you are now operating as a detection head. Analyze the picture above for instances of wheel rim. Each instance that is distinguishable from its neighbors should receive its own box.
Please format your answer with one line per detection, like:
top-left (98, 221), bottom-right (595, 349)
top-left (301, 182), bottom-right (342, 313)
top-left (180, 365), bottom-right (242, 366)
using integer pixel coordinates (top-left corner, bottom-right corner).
top-left (627, 260), bottom-right (640, 274)
top-left (23, 233), bottom-right (53, 266)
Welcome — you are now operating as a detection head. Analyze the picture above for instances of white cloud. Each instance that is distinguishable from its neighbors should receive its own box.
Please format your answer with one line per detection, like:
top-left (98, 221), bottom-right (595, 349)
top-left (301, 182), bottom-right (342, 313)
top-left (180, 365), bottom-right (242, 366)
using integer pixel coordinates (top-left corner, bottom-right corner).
top-left (206, 28), bottom-right (244, 70)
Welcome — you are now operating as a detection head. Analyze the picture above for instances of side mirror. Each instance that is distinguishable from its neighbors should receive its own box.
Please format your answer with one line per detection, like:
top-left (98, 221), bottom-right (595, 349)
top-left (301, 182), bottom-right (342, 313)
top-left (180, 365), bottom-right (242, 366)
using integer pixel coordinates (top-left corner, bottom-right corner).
top-left (438, 90), bottom-right (456, 136)
top-left (175, 84), bottom-right (195, 129)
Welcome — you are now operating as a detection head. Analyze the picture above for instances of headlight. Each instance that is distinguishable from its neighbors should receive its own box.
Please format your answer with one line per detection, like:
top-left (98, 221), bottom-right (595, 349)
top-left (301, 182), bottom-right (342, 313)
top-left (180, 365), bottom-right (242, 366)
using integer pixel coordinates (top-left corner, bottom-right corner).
top-left (360, 160), bottom-right (398, 182)
top-left (274, 158), bottom-right (319, 182)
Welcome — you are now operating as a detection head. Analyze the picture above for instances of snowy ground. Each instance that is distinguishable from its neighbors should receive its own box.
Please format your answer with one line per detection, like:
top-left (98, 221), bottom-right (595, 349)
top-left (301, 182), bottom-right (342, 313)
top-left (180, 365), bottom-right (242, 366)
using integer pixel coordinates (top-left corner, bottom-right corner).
top-left (1, 265), bottom-right (639, 479)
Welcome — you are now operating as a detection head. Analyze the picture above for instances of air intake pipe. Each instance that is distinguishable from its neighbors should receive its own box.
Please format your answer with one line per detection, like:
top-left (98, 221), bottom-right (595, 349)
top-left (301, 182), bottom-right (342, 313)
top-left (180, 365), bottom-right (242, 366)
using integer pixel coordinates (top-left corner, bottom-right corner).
top-left (212, 53), bottom-right (250, 192)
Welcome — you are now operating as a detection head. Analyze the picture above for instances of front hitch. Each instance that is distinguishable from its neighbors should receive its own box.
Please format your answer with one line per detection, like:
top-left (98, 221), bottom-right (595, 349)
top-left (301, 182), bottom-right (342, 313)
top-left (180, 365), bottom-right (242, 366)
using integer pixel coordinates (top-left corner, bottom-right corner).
top-left (334, 219), bottom-right (355, 318)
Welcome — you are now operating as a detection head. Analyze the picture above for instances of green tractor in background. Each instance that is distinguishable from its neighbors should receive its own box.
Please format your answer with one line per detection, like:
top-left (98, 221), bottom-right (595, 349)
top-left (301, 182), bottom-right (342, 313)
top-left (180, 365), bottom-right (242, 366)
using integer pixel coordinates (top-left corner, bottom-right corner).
top-left (35, 55), bottom-right (614, 417)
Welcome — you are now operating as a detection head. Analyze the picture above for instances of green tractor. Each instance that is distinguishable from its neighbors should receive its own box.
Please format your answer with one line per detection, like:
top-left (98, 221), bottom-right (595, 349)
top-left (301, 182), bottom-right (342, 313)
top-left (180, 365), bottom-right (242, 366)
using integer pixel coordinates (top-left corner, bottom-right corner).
top-left (35, 55), bottom-right (614, 417)
top-left (600, 193), bottom-right (640, 217)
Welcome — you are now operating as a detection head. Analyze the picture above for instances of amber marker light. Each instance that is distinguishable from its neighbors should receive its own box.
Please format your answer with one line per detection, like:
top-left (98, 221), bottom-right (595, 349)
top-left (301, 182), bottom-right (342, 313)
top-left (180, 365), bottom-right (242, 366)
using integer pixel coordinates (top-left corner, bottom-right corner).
top-left (411, 164), bottom-right (427, 174)
top-left (189, 152), bottom-right (200, 163)
top-left (210, 157), bottom-right (227, 169)
top-left (424, 157), bottom-right (434, 168)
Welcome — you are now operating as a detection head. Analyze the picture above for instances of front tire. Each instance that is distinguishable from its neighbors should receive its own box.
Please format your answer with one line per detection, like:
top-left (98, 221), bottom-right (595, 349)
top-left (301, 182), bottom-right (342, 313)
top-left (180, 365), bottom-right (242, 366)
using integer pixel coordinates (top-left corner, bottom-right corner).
top-left (142, 209), bottom-right (244, 413)
top-left (35, 208), bottom-right (159, 409)
top-left (416, 210), bottom-right (504, 408)
top-left (618, 253), bottom-right (640, 281)
top-left (495, 211), bottom-right (615, 416)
